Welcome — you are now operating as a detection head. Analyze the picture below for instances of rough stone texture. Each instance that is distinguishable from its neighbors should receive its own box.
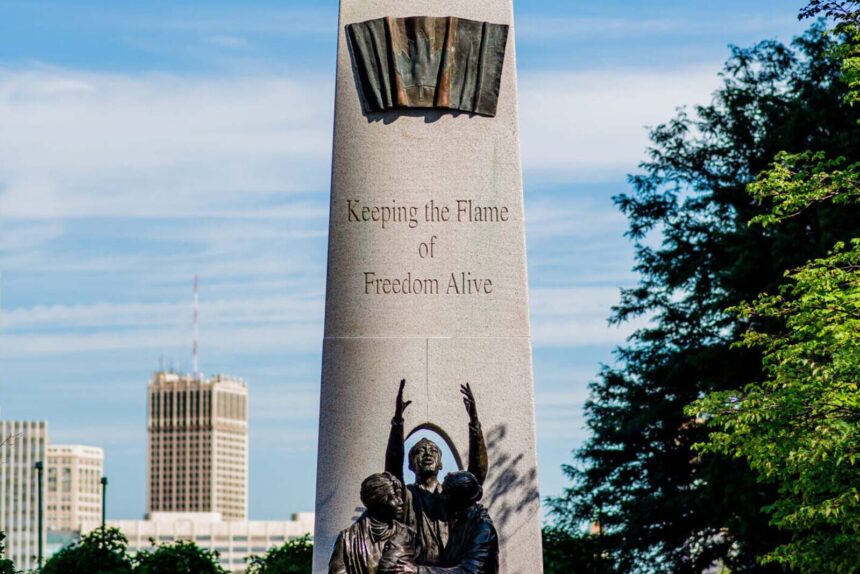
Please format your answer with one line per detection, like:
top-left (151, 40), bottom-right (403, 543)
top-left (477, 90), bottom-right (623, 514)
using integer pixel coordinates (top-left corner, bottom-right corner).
top-left (314, 1), bottom-right (542, 572)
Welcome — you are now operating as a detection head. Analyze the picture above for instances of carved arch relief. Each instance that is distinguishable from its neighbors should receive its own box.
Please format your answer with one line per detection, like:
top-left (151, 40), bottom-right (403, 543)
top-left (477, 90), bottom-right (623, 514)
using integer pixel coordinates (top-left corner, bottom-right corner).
top-left (347, 16), bottom-right (509, 117)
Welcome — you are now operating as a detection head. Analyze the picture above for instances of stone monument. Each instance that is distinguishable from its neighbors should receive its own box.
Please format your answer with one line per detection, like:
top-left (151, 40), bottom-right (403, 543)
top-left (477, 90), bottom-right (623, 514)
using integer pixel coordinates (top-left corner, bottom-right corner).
top-left (314, 1), bottom-right (542, 572)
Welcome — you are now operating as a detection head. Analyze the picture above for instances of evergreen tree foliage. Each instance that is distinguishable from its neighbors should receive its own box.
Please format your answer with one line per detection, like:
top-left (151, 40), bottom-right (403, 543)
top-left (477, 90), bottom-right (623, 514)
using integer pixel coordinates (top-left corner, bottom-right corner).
top-left (550, 21), bottom-right (860, 574)
top-left (690, 3), bottom-right (860, 572)
top-left (42, 527), bottom-right (134, 574)
top-left (245, 535), bottom-right (313, 574)
top-left (134, 540), bottom-right (228, 574)
top-left (542, 527), bottom-right (610, 574)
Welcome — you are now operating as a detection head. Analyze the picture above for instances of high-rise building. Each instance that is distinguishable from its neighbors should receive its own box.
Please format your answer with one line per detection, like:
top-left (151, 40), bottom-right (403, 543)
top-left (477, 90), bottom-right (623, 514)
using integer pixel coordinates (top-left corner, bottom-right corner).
top-left (147, 372), bottom-right (248, 521)
top-left (46, 445), bottom-right (104, 532)
top-left (0, 420), bottom-right (47, 572)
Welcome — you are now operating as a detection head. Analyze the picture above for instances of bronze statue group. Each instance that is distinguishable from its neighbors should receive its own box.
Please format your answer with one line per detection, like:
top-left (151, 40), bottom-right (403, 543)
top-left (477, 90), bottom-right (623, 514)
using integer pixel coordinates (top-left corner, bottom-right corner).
top-left (328, 381), bottom-right (499, 574)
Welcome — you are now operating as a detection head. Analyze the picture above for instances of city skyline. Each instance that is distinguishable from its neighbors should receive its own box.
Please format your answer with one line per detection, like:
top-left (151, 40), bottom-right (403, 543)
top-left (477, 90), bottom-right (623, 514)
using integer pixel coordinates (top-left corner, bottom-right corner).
top-left (0, 0), bottom-right (808, 520)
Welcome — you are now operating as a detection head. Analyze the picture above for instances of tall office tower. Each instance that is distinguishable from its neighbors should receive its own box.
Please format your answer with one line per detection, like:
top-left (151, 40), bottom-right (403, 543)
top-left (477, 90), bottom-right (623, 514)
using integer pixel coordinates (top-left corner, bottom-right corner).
top-left (0, 420), bottom-right (47, 572)
top-left (147, 372), bottom-right (248, 521)
top-left (46, 445), bottom-right (104, 532)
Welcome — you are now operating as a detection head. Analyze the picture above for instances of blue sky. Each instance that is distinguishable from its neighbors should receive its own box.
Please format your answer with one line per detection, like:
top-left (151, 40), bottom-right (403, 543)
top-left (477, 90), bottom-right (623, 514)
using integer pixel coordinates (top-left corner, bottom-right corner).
top-left (0, 1), bottom-right (807, 520)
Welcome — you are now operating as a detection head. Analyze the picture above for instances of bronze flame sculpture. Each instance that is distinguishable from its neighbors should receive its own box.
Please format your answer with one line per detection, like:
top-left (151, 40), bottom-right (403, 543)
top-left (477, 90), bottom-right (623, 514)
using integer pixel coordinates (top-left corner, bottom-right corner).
top-left (347, 16), bottom-right (509, 117)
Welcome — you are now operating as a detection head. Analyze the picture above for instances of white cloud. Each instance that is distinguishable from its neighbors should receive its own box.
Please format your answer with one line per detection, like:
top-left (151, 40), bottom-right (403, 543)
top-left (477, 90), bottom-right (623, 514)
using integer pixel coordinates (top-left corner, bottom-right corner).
top-left (154, 8), bottom-right (334, 37)
top-left (531, 286), bottom-right (619, 317)
top-left (517, 16), bottom-right (688, 41)
top-left (516, 15), bottom-right (786, 43)
top-left (520, 66), bottom-right (722, 179)
top-left (534, 380), bottom-right (596, 442)
top-left (250, 384), bottom-right (319, 422)
top-left (1, 296), bottom-right (321, 330)
top-left (530, 286), bottom-right (646, 348)
top-left (537, 417), bottom-right (591, 442)
top-left (206, 35), bottom-right (249, 49)
top-left (0, 69), bottom-right (333, 220)
top-left (0, 296), bottom-right (324, 357)
top-left (0, 220), bottom-right (64, 252)
top-left (50, 422), bottom-right (144, 453)
top-left (250, 425), bottom-right (318, 454)
top-left (537, 386), bottom-right (592, 408)
top-left (0, 323), bottom-right (322, 357)
top-left (526, 196), bottom-right (626, 240)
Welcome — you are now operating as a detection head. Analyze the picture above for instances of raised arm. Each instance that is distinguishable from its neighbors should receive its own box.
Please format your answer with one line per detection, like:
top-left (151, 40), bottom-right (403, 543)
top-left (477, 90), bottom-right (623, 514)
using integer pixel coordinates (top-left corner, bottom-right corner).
top-left (461, 384), bottom-right (488, 486)
top-left (385, 379), bottom-right (412, 485)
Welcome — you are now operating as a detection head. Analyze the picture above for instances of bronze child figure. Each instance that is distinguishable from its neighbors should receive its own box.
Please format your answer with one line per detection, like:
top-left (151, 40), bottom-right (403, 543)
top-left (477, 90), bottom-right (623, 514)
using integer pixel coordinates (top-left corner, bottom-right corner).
top-left (383, 471), bottom-right (499, 574)
top-left (329, 472), bottom-right (415, 574)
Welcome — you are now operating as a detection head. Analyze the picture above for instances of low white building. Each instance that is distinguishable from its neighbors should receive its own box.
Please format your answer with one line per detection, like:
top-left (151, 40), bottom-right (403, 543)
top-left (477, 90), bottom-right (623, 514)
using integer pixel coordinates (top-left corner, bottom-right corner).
top-left (46, 445), bottom-right (104, 532)
top-left (81, 512), bottom-right (314, 573)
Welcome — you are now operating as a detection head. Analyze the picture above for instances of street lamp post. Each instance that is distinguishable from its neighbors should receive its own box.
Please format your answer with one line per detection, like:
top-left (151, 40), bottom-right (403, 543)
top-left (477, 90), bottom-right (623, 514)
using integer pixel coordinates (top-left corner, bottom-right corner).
top-left (100, 476), bottom-right (108, 528)
top-left (34, 461), bottom-right (44, 571)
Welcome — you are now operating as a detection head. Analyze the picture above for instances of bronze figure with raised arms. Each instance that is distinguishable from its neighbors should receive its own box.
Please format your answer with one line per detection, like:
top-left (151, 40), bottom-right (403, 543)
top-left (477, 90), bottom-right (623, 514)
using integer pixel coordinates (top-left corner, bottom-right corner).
top-left (384, 381), bottom-right (488, 565)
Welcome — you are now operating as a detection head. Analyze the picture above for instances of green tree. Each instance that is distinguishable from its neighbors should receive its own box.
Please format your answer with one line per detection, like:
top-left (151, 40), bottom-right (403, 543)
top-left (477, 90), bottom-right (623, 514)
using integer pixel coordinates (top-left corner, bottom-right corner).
top-left (542, 527), bottom-right (610, 574)
top-left (42, 527), bottom-right (133, 574)
top-left (550, 20), bottom-right (860, 574)
top-left (0, 533), bottom-right (16, 574)
top-left (245, 535), bottom-right (313, 574)
top-left (134, 540), bottom-right (228, 574)
top-left (689, 3), bottom-right (860, 572)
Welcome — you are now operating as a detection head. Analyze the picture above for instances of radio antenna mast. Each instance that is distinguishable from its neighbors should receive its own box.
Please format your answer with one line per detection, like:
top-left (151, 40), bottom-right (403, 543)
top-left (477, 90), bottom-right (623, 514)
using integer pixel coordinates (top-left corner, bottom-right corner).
top-left (193, 274), bottom-right (200, 379)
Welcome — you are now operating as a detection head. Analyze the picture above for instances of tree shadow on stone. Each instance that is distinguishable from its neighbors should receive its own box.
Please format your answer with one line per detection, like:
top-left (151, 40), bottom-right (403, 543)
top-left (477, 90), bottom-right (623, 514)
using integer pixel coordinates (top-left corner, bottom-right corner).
top-left (484, 424), bottom-right (540, 538)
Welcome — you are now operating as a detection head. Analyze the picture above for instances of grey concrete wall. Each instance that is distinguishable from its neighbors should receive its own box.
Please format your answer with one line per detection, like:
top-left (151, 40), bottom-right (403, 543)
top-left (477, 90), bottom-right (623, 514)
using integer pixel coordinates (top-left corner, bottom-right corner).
top-left (314, 1), bottom-right (543, 572)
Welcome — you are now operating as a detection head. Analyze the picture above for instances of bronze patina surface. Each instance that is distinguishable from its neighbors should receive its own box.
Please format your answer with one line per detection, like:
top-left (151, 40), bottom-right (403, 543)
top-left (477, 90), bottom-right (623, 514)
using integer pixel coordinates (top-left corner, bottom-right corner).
top-left (384, 381), bottom-right (488, 566)
top-left (346, 16), bottom-right (509, 117)
top-left (327, 382), bottom-right (498, 574)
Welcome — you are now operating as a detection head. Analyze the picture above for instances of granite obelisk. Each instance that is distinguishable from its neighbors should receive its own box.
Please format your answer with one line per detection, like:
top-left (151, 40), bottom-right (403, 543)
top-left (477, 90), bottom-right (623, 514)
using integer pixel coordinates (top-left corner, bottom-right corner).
top-left (314, 1), bottom-right (542, 572)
